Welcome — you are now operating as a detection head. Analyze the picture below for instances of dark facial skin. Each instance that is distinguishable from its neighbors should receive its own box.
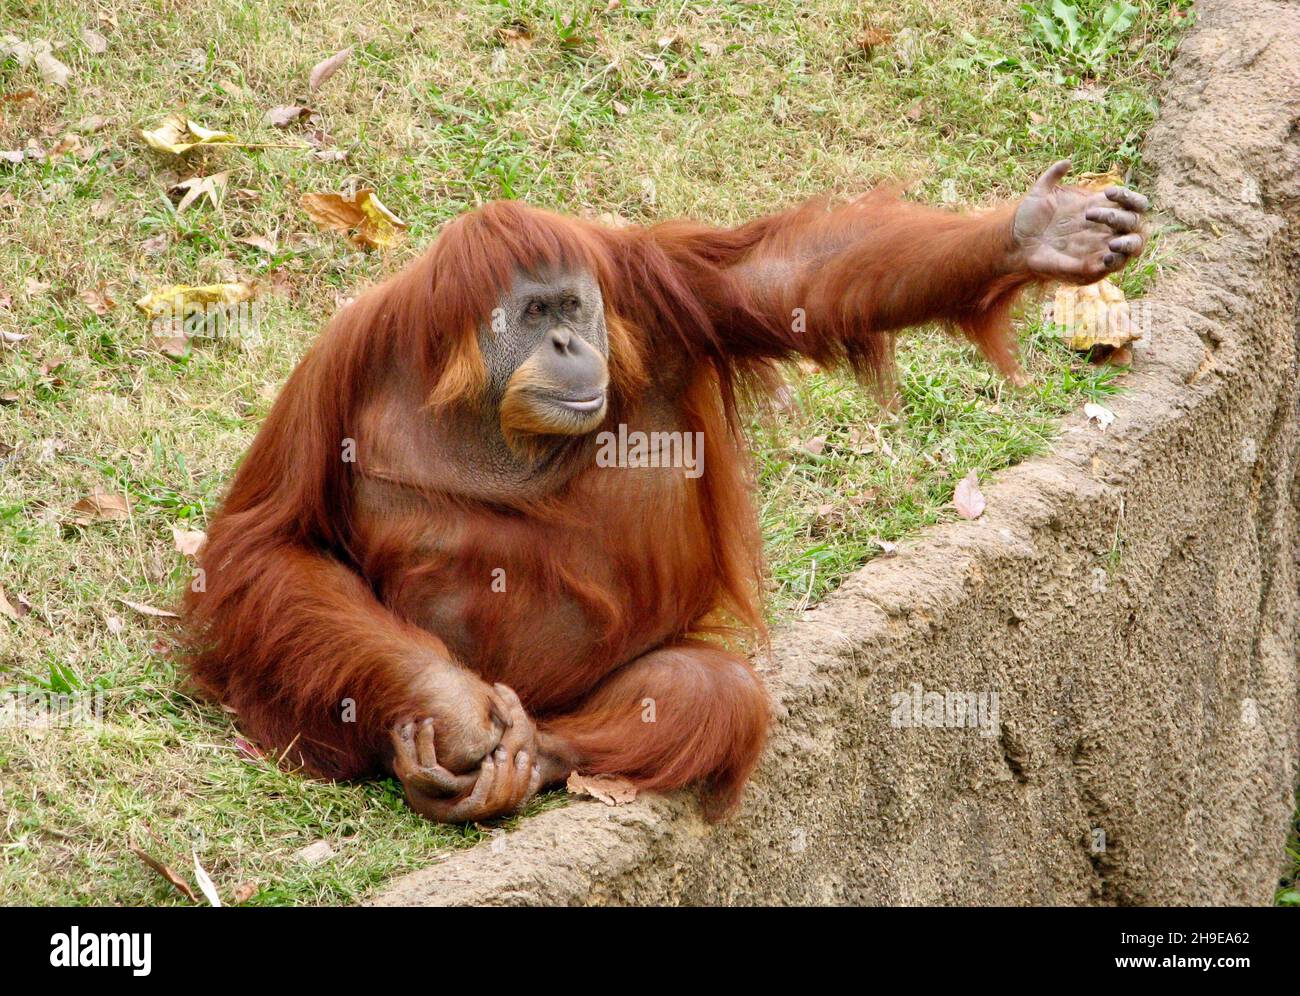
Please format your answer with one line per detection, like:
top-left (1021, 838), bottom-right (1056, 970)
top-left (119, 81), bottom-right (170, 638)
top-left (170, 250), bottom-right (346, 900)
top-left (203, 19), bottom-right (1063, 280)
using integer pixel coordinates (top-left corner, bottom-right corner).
top-left (379, 267), bottom-right (613, 820)
top-left (483, 267), bottom-right (611, 444)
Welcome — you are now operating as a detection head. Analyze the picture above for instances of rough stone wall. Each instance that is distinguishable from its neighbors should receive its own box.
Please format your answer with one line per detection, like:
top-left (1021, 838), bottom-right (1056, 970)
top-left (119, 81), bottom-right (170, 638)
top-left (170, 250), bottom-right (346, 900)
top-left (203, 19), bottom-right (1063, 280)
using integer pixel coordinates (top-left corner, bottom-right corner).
top-left (372, 0), bottom-right (1300, 906)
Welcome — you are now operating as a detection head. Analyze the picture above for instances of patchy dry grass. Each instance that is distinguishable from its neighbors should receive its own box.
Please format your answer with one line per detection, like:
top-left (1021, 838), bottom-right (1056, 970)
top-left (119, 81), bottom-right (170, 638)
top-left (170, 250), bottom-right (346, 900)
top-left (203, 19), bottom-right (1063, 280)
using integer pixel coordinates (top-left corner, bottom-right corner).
top-left (0, 0), bottom-right (1188, 905)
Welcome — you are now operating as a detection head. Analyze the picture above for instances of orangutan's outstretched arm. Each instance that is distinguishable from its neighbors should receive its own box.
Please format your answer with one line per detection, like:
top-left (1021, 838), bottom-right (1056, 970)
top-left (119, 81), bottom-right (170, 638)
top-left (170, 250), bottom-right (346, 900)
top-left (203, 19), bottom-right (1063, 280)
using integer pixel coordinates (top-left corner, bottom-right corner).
top-left (661, 160), bottom-right (1149, 381)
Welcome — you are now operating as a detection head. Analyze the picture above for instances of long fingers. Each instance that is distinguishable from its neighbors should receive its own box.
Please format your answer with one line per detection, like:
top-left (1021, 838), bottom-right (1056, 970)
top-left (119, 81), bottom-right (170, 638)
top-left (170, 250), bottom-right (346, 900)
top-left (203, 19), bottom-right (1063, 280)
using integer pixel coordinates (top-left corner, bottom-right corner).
top-left (1084, 205), bottom-right (1141, 232)
top-left (476, 747), bottom-right (537, 816)
top-left (440, 753), bottom-right (501, 821)
top-left (492, 683), bottom-right (538, 756)
top-left (418, 743), bottom-right (541, 823)
top-left (391, 720), bottom-right (477, 797)
top-left (1108, 234), bottom-right (1143, 255)
top-left (1105, 185), bottom-right (1149, 213)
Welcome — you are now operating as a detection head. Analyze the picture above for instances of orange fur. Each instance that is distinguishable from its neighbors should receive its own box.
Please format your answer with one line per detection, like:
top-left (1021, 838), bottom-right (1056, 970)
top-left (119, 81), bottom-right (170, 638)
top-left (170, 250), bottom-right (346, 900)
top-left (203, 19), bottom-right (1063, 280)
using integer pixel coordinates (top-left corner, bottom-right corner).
top-left (183, 190), bottom-right (1041, 815)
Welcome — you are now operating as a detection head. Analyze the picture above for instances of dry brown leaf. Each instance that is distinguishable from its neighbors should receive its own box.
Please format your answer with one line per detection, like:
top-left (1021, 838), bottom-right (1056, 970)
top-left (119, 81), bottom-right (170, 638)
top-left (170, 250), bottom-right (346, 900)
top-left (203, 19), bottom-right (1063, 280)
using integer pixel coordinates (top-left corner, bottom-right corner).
top-left (71, 489), bottom-right (130, 522)
top-left (120, 599), bottom-right (179, 619)
top-left (106, 614), bottom-right (124, 635)
top-left (799, 434), bottom-right (827, 457)
top-left (309, 47), bottom-right (353, 91)
top-left (82, 28), bottom-right (108, 54)
top-left (858, 27), bottom-right (894, 56)
top-left (300, 189), bottom-right (406, 249)
top-left (953, 470), bottom-right (985, 520)
top-left (75, 113), bottom-right (111, 134)
top-left (80, 284), bottom-right (116, 316)
top-left (171, 525), bottom-right (207, 556)
top-left (264, 104), bottom-right (315, 128)
top-left (49, 134), bottom-right (82, 157)
top-left (153, 336), bottom-right (190, 361)
top-left (0, 584), bottom-right (22, 620)
top-left (566, 771), bottom-right (637, 806)
top-left (496, 25), bottom-right (534, 47)
top-left (231, 881), bottom-right (259, 904)
top-left (130, 846), bottom-right (197, 902)
top-left (236, 234), bottom-right (277, 253)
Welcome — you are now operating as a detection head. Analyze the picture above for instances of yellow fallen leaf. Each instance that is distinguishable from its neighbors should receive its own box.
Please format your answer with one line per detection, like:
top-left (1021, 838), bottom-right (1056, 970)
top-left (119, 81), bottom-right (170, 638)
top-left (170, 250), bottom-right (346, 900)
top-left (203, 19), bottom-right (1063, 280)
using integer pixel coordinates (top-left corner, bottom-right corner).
top-left (1075, 168), bottom-right (1125, 192)
top-left (170, 171), bottom-right (229, 212)
top-left (300, 189), bottom-right (406, 249)
top-left (134, 282), bottom-right (255, 319)
top-left (170, 171), bottom-right (228, 213)
top-left (299, 192), bottom-right (363, 232)
top-left (1052, 278), bottom-right (1139, 352)
top-left (140, 114), bottom-right (239, 155)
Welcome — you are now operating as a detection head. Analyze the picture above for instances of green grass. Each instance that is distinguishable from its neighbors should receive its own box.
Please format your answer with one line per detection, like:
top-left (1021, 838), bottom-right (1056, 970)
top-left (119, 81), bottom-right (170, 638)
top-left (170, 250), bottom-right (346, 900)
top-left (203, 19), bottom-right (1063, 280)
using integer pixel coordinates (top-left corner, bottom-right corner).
top-left (0, 0), bottom-right (1189, 905)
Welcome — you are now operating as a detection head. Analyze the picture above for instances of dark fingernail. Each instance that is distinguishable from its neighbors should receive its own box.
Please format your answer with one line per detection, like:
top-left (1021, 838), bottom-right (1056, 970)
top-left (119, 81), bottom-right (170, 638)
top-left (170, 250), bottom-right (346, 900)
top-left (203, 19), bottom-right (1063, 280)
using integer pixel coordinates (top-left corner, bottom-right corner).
top-left (1103, 254), bottom-right (1117, 267)
top-left (517, 751), bottom-right (530, 768)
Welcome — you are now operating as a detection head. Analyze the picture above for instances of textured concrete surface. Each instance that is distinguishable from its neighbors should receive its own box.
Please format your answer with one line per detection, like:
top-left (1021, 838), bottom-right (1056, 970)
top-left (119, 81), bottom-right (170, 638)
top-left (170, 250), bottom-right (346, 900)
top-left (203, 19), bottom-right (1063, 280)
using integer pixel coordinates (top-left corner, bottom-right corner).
top-left (371, 0), bottom-right (1300, 906)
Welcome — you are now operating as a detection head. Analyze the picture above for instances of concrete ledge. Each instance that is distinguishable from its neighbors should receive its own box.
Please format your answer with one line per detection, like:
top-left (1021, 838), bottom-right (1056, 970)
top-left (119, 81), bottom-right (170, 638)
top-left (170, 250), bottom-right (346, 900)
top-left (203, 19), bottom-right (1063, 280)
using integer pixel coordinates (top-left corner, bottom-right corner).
top-left (372, 0), bottom-right (1300, 906)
